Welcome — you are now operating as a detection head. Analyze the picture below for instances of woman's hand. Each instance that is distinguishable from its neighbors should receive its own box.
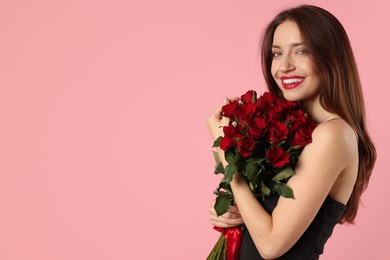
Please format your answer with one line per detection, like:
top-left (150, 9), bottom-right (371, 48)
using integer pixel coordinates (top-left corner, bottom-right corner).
top-left (207, 97), bottom-right (230, 141)
top-left (209, 200), bottom-right (244, 228)
top-left (208, 97), bottom-right (240, 140)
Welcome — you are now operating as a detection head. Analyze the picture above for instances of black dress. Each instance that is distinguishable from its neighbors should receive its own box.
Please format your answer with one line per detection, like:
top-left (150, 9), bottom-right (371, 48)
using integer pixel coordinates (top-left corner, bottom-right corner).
top-left (239, 194), bottom-right (346, 259)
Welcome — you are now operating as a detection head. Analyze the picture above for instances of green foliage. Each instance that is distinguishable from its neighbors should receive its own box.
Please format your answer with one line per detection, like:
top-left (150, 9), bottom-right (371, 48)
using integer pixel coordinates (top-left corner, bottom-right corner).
top-left (224, 164), bottom-right (237, 183)
top-left (274, 182), bottom-right (294, 198)
top-left (215, 194), bottom-right (232, 217)
top-left (214, 162), bottom-right (224, 175)
top-left (212, 136), bottom-right (222, 148)
top-left (272, 166), bottom-right (295, 181)
top-left (261, 180), bottom-right (271, 196)
top-left (224, 149), bottom-right (237, 164)
top-left (206, 233), bottom-right (227, 260)
top-left (245, 162), bottom-right (259, 182)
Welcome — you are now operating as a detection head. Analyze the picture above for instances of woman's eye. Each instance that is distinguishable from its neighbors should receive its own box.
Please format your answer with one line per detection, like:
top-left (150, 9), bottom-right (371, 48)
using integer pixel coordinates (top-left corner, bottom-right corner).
top-left (296, 49), bottom-right (305, 54)
top-left (272, 52), bottom-right (281, 58)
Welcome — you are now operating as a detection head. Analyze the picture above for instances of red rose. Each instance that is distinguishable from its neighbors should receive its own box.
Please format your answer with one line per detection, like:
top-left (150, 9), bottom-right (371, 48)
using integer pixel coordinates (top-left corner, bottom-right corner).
top-left (237, 103), bottom-right (257, 121)
top-left (276, 97), bottom-right (297, 110)
top-left (222, 100), bottom-right (240, 119)
top-left (262, 92), bottom-right (277, 106)
top-left (286, 110), bottom-right (308, 133)
top-left (238, 136), bottom-right (256, 158)
top-left (248, 117), bottom-right (267, 139)
top-left (266, 105), bottom-right (284, 123)
top-left (291, 124), bottom-right (314, 148)
top-left (266, 146), bottom-right (290, 168)
top-left (256, 92), bottom-right (276, 112)
top-left (220, 124), bottom-right (242, 151)
top-left (241, 90), bottom-right (256, 104)
top-left (268, 121), bottom-right (289, 143)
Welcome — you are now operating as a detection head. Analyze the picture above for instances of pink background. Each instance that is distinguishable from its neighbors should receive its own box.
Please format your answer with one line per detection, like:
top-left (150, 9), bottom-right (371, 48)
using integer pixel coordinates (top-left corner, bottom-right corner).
top-left (0, 0), bottom-right (388, 259)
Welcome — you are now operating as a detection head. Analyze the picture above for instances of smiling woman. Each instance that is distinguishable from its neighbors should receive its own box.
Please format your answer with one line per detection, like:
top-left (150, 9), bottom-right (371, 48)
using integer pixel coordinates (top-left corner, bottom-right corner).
top-left (207, 5), bottom-right (376, 260)
top-left (270, 20), bottom-right (322, 107)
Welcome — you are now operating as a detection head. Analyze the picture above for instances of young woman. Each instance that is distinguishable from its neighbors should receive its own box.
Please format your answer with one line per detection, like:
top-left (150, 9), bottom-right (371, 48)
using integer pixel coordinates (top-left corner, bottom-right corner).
top-left (207, 5), bottom-right (376, 259)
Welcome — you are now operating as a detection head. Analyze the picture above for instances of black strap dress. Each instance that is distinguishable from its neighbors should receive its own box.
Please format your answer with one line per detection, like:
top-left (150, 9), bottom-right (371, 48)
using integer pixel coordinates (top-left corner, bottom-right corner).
top-left (239, 194), bottom-right (346, 259)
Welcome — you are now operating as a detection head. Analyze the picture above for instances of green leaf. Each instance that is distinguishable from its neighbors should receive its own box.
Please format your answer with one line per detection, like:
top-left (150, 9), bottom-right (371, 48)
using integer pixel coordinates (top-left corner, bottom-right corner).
top-left (218, 181), bottom-right (232, 193)
top-left (272, 166), bottom-right (296, 181)
top-left (220, 175), bottom-right (228, 184)
top-left (225, 150), bottom-right (236, 164)
top-left (214, 162), bottom-right (224, 174)
top-left (214, 195), bottom-right (232, 216)
top-left (245, 162), bottom-right (259, 182)
top-left (261, 180), bottom-right (271, 196)
top-left (246, 157), bottom-right (266, 165)
top-left (224, 164), bottom-right (237, 183)
top-left (212, 136), bottom-right (223, 148)
top-left (249, 181), bottom-right (257, 191)
top-left (274, 182), bottom-right (294, 198)
top-left (213, 151), bottom-right (221, 164)
top-left (288, 145), bottom-right (301, 152)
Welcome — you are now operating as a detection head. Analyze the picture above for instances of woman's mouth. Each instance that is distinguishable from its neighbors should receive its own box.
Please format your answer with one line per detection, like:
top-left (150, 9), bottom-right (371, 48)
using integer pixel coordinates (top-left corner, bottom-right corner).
top-left (281, 76), bottom-right (304, 89)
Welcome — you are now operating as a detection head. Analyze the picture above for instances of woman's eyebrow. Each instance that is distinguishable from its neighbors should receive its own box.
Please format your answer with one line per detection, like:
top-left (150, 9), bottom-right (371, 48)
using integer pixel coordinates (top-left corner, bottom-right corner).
top-left (272, 42), bottom-right (306, 49)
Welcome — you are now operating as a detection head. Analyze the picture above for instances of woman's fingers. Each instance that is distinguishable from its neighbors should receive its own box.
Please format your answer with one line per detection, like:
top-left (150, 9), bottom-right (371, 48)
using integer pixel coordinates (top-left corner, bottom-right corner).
top-left (209, 201), bottom-right (244, 228)
top-left (207, 98), bottom-right (229, 140)
top-left (209, 213), bottom-right (244, 228)
top-left (209, 207), bottom-right (241, 219)
top-left (208, 96), bottom-right (240, 122)
top-left (209, 98), bottom-right (229, 121)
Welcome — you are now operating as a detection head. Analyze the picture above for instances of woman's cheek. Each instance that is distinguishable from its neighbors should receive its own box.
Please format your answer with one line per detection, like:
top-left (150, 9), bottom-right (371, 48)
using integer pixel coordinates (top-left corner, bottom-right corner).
top-left (271, 64), bottom-right (278, 82)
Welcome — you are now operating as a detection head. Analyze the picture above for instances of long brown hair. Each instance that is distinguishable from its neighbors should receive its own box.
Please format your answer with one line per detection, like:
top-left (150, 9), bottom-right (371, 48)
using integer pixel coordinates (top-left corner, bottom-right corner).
top-left (260, 5), bottom-right (376, 224)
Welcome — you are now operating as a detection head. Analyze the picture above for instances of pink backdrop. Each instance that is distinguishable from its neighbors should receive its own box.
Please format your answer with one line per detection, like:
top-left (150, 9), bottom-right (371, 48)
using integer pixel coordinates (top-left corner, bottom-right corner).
top-left (0, 0), bottom-right (388, 259)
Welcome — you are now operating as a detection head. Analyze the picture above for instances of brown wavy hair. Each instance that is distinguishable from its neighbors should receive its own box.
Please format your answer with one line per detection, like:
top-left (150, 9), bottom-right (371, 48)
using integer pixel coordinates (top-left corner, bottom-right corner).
top-left (260, 5), bottom-right (376, 224)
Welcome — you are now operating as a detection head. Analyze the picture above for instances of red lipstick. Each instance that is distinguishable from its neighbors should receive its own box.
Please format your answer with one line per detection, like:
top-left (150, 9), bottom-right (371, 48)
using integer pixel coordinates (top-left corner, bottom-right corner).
top-left (281, 76), bottom-right (304, 89)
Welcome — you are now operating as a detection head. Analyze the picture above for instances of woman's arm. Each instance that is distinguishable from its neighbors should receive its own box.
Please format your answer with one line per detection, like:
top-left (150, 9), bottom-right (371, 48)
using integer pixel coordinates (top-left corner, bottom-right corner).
top-left (215, 121), bottom-right (356, 259)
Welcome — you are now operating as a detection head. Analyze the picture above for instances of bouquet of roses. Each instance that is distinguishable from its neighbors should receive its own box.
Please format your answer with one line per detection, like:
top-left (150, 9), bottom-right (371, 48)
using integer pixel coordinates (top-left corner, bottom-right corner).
top-left (207, 90), bottom-right (316, 260)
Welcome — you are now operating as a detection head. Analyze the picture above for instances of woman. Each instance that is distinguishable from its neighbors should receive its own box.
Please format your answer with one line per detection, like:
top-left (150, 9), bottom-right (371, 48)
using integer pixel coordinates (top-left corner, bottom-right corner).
top-left (207, 5), bottom-right (376, 259)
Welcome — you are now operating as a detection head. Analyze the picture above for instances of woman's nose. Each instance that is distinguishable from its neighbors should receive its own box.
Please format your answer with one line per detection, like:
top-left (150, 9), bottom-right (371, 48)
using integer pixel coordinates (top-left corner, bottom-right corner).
top-left (280, 55), bottom-right (295, 72)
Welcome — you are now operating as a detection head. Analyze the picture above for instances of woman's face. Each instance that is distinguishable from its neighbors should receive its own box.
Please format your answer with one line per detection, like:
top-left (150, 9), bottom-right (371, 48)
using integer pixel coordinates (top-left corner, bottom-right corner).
top-left (271, 20), bottom-right (321, 102)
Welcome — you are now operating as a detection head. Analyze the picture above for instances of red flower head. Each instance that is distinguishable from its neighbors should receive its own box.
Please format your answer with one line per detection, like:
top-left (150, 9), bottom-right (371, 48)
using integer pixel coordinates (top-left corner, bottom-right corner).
top-left (291, 124), bottom-right (315, 148)
top-left (256, 92), bottom-right (276, 112)
top-left (241, 90), bottom-right (256, 104)
top-left (266, 104), bottom-right (284, 123)
top-left (268, 121), bottom-right (289, 143)
top-left (237, 102), bottom-right (257, 122)
top-left (286, 110), bottom-right (308, 133)
top-left (262, 92), bottom-right (277, 106)
top-left (238, 136), bottom-right (256, 158)
top-left (266, 146), bottom-right (290, 168)
top-left (222, 100), bottom-right (240, 119)
top-left (220, 123), bottom-right (242, 151)
top-left (248, 117), bottom-right (267, 139)
top-left (276, 97), bottom-right (297, 111)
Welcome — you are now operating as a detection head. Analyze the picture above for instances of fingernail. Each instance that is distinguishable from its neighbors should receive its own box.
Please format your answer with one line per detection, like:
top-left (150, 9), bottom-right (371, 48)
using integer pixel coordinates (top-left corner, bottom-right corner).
top-left (223, 97), bottom-right (229, 103)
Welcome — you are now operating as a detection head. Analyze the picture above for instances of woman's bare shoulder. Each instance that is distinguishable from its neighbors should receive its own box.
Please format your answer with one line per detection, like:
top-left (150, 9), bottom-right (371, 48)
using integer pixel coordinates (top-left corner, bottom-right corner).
top-left (311, 118), bottom-right (357, 153)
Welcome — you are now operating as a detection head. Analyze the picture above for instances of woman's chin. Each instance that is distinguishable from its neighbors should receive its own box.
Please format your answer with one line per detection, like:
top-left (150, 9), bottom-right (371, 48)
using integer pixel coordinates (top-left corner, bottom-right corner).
top-left (281, 92), bottom-right (301, 102)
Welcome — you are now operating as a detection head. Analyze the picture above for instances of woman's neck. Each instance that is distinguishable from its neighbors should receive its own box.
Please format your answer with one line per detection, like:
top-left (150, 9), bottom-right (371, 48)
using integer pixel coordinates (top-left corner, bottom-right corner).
top-left (300, 95), bottom-right (338, 124)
